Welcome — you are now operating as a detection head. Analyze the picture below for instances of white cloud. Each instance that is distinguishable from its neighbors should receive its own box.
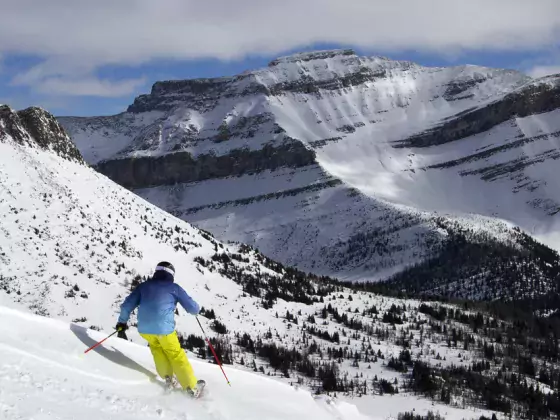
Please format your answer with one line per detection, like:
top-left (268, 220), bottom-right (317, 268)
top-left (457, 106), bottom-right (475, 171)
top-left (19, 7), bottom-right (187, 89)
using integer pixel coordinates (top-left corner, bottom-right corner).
top-left (1, 0), bottom-right (559, 65)
top-left (528, 65), bottom-right (560, 78)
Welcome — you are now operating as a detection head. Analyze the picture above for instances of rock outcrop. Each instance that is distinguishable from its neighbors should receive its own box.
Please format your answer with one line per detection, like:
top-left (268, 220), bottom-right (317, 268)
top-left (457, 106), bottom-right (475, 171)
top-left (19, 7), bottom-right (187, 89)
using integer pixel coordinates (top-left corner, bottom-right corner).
top-left (95, 140), bottom-right (316, 189)
top-left (1, 105), bottom-right (84, 163)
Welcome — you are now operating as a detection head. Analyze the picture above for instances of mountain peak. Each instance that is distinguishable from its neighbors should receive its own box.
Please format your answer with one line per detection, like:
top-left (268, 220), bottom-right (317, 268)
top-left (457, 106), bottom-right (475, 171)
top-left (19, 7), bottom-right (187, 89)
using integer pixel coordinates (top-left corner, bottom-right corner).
top-left (268, 49), bottom-right (357, 66)
top-left (0, 105), bottom-right (84, 163)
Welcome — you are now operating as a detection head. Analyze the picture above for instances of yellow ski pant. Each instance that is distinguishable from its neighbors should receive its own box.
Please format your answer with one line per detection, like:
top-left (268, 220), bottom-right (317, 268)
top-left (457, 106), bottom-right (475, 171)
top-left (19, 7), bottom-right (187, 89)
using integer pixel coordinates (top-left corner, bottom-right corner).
top-left (140, 331), bottom-right (197, 390)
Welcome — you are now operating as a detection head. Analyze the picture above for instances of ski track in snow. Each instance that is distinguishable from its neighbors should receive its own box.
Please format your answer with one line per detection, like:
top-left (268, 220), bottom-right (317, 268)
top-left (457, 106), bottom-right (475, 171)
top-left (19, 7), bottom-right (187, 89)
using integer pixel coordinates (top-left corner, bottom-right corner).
top-left (0, 305), bottom-right (371, 420)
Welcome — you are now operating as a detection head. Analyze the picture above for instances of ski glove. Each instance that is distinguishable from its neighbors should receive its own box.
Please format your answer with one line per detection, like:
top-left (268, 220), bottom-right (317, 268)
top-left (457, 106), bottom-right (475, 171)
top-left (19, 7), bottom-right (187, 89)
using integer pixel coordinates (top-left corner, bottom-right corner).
top-left (115, 322), bottom-right (128, 332)
top-left (117, 329), bottom-right (129, 340)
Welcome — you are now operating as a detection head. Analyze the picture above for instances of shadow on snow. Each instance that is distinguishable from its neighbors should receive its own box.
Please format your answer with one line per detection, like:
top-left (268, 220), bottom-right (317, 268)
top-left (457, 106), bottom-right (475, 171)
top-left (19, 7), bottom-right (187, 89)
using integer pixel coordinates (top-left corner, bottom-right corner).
top-left (69, 323), bottom-right (165, 389)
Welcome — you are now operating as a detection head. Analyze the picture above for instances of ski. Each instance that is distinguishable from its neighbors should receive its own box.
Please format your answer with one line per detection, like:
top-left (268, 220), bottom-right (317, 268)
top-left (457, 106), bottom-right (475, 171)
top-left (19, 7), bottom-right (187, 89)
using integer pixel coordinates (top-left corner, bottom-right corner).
top-left (189, 379), bottom-right (206, 399)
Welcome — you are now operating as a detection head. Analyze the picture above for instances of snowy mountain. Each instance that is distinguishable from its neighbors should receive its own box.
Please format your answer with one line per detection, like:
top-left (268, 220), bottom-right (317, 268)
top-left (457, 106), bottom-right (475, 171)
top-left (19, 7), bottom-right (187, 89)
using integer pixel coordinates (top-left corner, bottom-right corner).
top-left (59, 49), bottom-right (560, 288)
top-left (3, 103), bottom-right (560, 419)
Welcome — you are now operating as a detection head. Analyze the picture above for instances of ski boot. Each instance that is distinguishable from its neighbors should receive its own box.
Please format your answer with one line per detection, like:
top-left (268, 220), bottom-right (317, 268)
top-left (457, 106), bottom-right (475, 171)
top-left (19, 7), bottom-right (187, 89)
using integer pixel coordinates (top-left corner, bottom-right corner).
top-left (164, 376), bottom-right (178, 391)
top-left (185, 380), bottom-right (206, 399)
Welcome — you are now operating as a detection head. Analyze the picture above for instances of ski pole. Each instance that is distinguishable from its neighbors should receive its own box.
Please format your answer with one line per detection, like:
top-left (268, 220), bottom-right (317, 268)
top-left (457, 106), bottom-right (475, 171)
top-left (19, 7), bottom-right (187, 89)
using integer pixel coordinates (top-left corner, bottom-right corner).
top-left (84, 330), bottom-right (119, 354)
top-left (196, 316), bottom-right (231, 386)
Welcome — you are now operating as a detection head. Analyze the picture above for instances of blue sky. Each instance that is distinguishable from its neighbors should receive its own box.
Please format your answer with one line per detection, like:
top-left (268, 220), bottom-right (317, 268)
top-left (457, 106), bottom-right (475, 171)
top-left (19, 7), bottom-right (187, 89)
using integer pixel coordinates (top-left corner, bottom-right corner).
top-left (1, 1), bottom-right (559, 116)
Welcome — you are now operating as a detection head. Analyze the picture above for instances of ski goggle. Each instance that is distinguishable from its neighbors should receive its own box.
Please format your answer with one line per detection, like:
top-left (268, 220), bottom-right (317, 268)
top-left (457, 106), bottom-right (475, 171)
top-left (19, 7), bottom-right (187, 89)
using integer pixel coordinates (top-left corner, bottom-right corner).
top-left (155, 265), bottom-right (175, 275)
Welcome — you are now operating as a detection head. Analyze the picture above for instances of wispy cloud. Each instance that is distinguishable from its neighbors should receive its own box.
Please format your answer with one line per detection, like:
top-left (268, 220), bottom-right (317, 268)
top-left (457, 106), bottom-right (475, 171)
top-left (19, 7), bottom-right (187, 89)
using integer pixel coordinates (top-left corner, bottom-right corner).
top-left (528, 65), bottom-right (560, 78)
top-left (37, 77), bottom-right (146, 97)
top-left (11, 58), bottom-right (146, 97)
top-left (521, 47), bottom-right (560, 78)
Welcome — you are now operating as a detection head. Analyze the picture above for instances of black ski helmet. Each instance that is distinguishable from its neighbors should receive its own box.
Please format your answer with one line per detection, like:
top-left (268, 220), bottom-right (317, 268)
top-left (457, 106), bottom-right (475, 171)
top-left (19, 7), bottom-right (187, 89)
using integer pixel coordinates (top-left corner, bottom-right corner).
top-left (155, 261), bottom-right (175, 276)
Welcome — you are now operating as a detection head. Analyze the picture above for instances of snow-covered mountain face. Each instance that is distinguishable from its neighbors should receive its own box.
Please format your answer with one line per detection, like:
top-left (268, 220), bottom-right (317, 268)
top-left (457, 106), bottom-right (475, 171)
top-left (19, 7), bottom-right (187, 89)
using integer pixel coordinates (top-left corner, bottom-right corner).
top-left (59, 49), bottom-right (560, 283)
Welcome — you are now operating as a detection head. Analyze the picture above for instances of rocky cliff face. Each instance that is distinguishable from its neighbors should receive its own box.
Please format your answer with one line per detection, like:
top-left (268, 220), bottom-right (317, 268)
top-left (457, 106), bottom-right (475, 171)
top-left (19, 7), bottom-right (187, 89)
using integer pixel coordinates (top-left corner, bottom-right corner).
top-left (1, 105), bottom-right (83, 163)
top-left (59, 49), bottom-right (560, 281)
top-left (96, 139), bottom-right (315, 189)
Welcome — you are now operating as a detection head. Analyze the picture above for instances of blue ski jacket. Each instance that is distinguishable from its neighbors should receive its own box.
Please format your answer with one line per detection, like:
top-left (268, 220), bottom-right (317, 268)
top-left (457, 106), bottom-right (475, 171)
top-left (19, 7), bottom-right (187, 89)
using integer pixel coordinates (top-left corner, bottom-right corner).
top-left (118, 270), bottom-right (200, 335)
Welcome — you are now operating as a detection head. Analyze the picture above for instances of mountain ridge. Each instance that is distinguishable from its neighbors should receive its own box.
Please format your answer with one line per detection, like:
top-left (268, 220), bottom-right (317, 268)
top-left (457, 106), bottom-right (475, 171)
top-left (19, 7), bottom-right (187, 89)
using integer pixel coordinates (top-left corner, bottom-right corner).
top-left (58, 51), bottom-right (560, 285)
top-left (1, 105), bottom-right (84, 163)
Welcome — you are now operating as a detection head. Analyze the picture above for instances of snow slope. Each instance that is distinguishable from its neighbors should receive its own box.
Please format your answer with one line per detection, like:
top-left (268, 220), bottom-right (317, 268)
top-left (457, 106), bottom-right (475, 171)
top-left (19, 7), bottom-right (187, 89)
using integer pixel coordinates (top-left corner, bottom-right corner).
top-left (0, 305), bottom-right (367, 420)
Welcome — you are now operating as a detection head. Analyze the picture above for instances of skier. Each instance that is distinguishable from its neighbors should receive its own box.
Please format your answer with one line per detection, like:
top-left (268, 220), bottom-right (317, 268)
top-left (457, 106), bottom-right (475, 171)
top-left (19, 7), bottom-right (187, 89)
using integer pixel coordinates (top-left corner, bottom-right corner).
top-left (115, 261), bottom-right (205, 397)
